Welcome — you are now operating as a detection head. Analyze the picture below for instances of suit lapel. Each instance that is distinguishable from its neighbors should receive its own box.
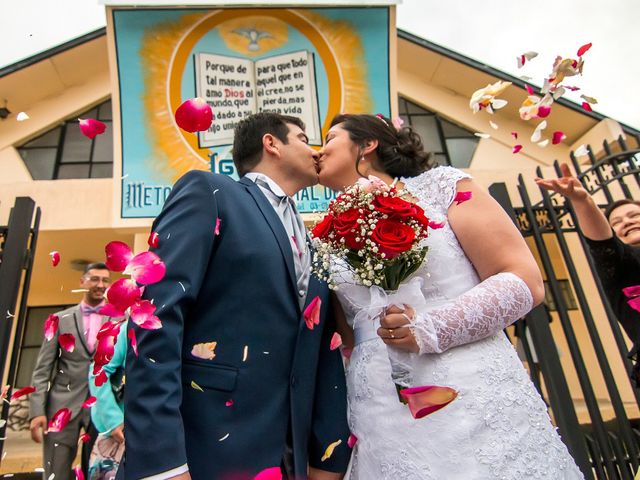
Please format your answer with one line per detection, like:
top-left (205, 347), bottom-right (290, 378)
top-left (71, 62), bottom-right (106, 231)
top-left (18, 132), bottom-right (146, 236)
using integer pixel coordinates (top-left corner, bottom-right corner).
top-left (72, 306), bottom-right (92, 358)
top-left (240, 176), bottom-right (298, 292)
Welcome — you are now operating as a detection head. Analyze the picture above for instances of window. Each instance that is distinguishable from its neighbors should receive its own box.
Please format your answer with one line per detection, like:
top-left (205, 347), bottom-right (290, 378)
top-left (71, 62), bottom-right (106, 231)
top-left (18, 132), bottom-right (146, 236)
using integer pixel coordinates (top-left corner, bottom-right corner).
top-left (17, 100), bottom-right (113, 180)
top-left (398, 97), bottom-right (479, 168)
top-left (15, 305), bottom-right (74, 387)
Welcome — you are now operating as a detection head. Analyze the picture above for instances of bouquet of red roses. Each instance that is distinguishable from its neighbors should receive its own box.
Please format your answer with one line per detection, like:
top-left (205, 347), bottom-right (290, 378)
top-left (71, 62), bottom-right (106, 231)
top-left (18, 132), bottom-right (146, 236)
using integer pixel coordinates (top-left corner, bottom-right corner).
top-left (311, 176), bottom-right (437, 290)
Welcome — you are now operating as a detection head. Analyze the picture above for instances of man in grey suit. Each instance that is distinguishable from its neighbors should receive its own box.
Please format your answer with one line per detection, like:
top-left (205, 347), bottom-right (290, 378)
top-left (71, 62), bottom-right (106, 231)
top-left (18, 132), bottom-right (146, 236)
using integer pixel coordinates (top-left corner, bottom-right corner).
top-left (29, 262), bottom-right (114, 479)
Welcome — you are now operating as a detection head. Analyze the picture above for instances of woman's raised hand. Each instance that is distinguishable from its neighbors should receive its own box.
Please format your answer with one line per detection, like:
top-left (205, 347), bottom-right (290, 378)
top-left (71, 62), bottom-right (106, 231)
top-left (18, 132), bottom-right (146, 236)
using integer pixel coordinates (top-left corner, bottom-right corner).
top-left (534, 163), bottom-right (588, 202)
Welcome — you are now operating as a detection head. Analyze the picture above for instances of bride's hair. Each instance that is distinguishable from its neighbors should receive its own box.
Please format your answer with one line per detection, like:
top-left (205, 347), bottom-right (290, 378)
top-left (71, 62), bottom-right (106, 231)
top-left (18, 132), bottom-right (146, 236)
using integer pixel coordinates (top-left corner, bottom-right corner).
top-left (330, 113), bottom-right (435, 178)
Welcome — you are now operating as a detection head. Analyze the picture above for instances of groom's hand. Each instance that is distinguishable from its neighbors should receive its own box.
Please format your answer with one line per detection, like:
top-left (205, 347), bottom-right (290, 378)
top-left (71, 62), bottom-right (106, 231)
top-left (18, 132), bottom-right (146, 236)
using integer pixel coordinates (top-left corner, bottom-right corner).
top-left (378, 304), bottom-right (419, 353)
top-left (309, 467), bottom-right (343, 480)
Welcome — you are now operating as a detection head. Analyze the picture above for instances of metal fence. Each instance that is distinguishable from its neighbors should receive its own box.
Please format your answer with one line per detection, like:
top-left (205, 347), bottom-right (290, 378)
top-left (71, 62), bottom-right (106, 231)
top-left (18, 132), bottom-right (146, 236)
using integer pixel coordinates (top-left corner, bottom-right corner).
top-left (491, 134), bottom-right (640, 479)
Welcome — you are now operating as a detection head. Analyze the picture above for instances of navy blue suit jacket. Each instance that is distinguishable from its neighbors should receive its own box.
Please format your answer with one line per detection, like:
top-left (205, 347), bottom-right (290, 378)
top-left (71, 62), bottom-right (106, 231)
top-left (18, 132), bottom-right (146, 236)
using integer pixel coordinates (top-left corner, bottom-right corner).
top-left (121, 171), bottom-right (350, 479)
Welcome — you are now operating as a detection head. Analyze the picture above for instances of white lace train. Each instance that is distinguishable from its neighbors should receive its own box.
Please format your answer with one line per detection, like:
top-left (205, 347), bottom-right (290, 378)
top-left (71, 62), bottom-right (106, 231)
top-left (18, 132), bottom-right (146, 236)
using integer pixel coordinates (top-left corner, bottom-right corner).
top-left (334, 166), bottom-right (584, 480)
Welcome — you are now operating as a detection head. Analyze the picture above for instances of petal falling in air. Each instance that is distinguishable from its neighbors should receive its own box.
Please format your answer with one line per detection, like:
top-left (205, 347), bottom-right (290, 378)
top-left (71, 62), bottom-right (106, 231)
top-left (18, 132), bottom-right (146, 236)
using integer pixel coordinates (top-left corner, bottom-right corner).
top-left (191, 341), bottom-right (217, 360)
top-left (130, 300), bottom-right (162, 330)
top-left (128, 328), bottom-right (138, 357)
top-left (59, 333), bottom-right (76, 353)
top-left (321, 439), bottom-right (343, 462)
top-left (10, 386), bottom-right (36, 402)
top-left (330, 332), bottom-right (343, 351)
top-left (147, 232), bottom-right (160, 249)
top-left (454, 191), bottom-right (472, 205)
top-left (49, 251), bottom-right (60, 267)
top-left (48, 408), bottom-right (72, 432)
top-left (78, 118), bottom-right (107, 139)
top-left (105, 241), bottom-right (133, 272)
top-left (174, 97), bottom-right (213, 133)
top-left (304, 296), bottom-right (322, 330)
top-left (552, 131), bottom-right (567, 145)
top-left (124, 251), bottom-right (166, 285)
top-left (399, 385), bottom-right (458, 419)
top-left (253, 467), bottom-right (282, 480)
top-left (82, 396), bottom-right (97, 408)
top-left (44, 314), bottom-right (59, 341)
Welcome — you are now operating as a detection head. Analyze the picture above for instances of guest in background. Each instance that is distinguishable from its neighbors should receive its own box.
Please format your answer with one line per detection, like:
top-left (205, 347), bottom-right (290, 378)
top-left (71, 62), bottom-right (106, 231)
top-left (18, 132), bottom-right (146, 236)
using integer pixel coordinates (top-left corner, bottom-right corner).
top-left (87, 321), bottom-right (126, 480)
top-left (29, 263), bottom-right (117, 480)
top-left (536, 164), bottom-right (640, 383)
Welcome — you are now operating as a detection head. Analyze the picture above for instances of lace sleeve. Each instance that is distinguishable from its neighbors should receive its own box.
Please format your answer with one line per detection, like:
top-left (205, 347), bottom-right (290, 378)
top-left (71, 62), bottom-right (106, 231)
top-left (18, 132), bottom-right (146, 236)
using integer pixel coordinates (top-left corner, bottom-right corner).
top-left (402, 166), bottom-right (472, 215)
top-left (410, 272), bottom-right (533, 354)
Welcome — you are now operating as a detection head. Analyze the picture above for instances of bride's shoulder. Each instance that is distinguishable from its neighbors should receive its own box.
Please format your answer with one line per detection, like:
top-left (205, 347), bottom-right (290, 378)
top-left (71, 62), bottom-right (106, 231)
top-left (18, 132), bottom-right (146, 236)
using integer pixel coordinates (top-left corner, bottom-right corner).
top-left (402, 166), bottom-right (472, 207)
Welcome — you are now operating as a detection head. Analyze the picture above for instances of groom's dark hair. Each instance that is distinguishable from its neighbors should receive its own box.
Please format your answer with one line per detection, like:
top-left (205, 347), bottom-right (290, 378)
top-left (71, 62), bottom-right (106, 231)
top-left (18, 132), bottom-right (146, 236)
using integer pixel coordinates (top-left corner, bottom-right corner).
top-left (232, 112), bottom-right (305, 177)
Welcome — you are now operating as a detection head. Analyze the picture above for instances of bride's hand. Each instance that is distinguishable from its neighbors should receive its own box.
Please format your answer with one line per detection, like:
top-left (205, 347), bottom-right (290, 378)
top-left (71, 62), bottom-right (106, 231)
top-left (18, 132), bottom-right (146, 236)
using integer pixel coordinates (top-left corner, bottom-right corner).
top-left (378, 304), bottom-right (419, 352)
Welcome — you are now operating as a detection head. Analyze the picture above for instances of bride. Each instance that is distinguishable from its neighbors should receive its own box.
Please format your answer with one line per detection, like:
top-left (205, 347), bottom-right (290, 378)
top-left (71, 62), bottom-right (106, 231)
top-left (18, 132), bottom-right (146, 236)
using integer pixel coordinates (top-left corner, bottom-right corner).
top-left (316, 113), bottom-right (584, 479)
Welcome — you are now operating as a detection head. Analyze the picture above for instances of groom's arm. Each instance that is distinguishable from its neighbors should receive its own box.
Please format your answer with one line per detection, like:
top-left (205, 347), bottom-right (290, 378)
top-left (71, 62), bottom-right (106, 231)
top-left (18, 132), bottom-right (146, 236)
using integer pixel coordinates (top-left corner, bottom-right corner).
top-left (307, 300), bottom-right (352, 473)
top-left (123, 171), bottom-right (219, 479)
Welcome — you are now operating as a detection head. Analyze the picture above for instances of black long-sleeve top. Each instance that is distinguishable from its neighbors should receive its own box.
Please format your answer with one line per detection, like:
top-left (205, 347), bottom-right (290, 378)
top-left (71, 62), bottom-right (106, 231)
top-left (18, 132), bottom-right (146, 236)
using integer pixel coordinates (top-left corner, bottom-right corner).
top-left (584, 235), bottom-right (640, 356)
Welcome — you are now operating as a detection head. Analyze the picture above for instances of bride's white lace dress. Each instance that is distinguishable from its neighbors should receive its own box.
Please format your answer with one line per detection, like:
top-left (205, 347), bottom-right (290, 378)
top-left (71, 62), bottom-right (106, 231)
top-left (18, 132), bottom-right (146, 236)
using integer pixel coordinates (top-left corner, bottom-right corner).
top-left (334, 166), bottom-right (584, 479)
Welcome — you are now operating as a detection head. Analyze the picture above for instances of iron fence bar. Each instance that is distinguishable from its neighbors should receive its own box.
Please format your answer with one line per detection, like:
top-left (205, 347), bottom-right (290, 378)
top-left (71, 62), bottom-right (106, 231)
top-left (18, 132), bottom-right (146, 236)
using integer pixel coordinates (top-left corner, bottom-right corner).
top-left (518, 175), bottom-right (619, 478)
top-left (0, 198), bottom-right (37, 456)
top-left (513, 319), bottom-right (544, 397)
top-left (616, 136), bottom-right (640, 189)
top-left (540, 164), bottom-right (640, 472)
top-left (603, 141), bottom-right (633, 200)
top-left (490, 182), bottom-right (594, 478)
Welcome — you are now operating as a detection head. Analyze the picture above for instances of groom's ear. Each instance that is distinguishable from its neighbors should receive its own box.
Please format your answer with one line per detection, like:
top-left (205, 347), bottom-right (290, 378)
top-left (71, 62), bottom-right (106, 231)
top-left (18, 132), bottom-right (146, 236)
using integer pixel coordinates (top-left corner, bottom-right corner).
top-left (362, 139), bottom-right (378, 156)
top-left (262, 133), bottom-right (280, 157)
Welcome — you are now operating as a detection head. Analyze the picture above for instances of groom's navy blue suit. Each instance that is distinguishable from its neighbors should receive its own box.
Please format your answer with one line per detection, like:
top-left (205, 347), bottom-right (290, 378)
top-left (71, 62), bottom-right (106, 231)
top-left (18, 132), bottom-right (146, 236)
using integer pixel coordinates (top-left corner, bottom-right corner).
top-left (120, 171), bottom-right (350, 479)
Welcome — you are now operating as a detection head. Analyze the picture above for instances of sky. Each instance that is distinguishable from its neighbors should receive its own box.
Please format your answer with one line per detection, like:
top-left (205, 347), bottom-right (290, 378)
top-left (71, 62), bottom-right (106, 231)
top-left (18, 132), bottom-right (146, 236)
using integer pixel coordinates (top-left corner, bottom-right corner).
top-left (2, 0), bottom-right (639, 129)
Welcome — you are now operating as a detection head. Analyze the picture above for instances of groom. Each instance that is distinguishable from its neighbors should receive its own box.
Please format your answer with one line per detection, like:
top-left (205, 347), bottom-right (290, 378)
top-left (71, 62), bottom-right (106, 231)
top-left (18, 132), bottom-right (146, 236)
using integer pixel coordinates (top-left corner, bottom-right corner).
top-left (120, 113), bottom-right (350, 479)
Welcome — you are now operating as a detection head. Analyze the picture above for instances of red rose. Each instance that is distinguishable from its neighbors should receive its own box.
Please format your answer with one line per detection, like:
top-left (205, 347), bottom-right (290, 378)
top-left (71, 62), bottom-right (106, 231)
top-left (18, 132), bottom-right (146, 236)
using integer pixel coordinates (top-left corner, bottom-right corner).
top-left (311, 214), bottom-right (334, 240)
top-left (334, 209), bottom-right (364, 249)
top-left (373, 195), bottom-right (420, 218)
top-left (371, 218), bottom-right (416, 259)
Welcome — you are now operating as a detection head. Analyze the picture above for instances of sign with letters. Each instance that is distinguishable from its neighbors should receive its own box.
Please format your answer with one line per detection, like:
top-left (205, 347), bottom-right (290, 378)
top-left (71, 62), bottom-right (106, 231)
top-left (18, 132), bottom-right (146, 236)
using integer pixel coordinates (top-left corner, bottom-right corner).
top-left (108, 5), bottom-right (392, 218)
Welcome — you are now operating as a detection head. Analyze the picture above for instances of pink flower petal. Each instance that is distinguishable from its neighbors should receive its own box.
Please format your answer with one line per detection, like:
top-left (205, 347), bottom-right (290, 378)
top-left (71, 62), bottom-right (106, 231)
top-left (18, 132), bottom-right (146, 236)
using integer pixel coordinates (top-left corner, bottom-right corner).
top-left (512, 145), bottom-right (523, 154)
top-left (175, 97), bottom-right (213, 133)
top-left (577, 42), bottom-right (592, 57)
top-left (399, 385), bottom-right (458, 419)
top-left (225, 399), bottom-right (234, 407)
top-left (10, 386), bottom-right (36, 402)
top-left (428, 220), bottom-right (446, 229)
top-left (304, 296), bottom-right (321, 330)
top-left (148, 232), bottom-right (160, 249)
top-left (552, 131), bottom-right (567, 145)
top-left (253, 467), bottom-right (282, 480)
top-left (59, 333), bottom-right (76, 353)
top-left (74, 464), bottom-right (85, 480)
top-left (49, 251), bottom-right (60, 267)
top-left (391, 116), bottom-right (405, 129)
top-left (330, 332), bottom-right (342, 351)
top-left (93, 321), bottom-right (124, 375)
top-left (124, 251), bottom-right (166, 285)
top-left (537, 105), bottom-right (552, 118)
top-left (511, 131), bottom-right (518, 140)
top-left (130, 300), bottom-right (162, 330)
top-left (128, 328), bottom-right (138, 357)
top-left (79, 433), bottom-right (91, 443)
top-left (622, 285), bottom-right (640, 298)
top-left (1, 385), bottom-right (10, 400)
top-left (581, 102), bottom-right (593, 112)
top-left (82, 396), bottom-right (97, 408)
top-left (99, 303), bottom-right (126, 318)
top-left (215, 218), bottom-right (222, 236)
top-left (94, 369), bottom-right (108, 387)
top-left (44, 314), bottom-right (59, 341)
top-left (525, 84), bottom-right (534, 95)
top-left (628, 297), bottom-right (640, 313)
top-left (105, 278), bottom-right (142, 314)
top-left (105, 241), bottom-right (133, 272)
top-left (78, 118), bottom-right (107, 139)
top-left (347, 433), bottom-right (358, 448)
top-left (454, 191), bottom-right (472, 205)
top-left (48, 407), bottom-right (72, 432)
top-left (341, 347), bottom-right (353, 359)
